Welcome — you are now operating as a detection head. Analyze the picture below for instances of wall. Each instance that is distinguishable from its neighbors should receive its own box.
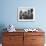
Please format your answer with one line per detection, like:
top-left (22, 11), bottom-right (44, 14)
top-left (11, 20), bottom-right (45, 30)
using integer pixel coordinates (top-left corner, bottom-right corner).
top-left (0, 0), bottom-right (46, 30)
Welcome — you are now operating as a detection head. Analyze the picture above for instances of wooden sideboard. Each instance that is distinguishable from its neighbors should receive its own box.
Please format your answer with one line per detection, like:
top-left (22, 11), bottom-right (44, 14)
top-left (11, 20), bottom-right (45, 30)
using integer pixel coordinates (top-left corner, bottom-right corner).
top-left (2, 31), bottom-right (45, 46)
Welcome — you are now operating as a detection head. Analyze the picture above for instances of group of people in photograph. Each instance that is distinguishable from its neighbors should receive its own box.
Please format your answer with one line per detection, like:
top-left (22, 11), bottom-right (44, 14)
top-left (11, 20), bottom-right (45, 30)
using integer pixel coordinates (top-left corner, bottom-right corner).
top-left (19, 8), bottom-right (33, 19)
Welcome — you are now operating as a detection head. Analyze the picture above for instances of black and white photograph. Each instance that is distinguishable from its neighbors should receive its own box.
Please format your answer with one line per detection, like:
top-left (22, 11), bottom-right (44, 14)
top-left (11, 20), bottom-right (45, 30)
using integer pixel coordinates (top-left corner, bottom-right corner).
top-left (18, 7), bottom-right (35, 21)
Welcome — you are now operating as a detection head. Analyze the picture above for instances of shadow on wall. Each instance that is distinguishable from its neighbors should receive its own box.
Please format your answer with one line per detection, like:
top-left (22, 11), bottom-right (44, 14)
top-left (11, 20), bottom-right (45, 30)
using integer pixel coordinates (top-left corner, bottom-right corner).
top-left (0, 24), bottom-right (7, 43)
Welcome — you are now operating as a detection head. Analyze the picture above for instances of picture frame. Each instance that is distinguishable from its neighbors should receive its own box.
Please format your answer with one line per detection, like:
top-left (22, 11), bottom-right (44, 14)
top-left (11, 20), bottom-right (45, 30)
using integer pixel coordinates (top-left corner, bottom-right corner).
top-left (18, 7), bottom-right (35, 21)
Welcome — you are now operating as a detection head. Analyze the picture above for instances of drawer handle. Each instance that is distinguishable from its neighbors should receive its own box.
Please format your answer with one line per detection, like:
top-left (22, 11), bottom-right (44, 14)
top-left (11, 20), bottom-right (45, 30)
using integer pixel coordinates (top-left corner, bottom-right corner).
top-left (9, 38), bottom-right (12, 40)
top-left (9, 38), bottom-right (13, 40)
top-left (32, 39), bottom-right (36, 40)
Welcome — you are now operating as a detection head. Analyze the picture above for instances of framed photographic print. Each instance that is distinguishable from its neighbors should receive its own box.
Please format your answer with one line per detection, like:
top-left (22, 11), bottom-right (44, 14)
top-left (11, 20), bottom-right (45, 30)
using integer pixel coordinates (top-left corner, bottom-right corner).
top-left (18, 7), bottom-right (35, 21)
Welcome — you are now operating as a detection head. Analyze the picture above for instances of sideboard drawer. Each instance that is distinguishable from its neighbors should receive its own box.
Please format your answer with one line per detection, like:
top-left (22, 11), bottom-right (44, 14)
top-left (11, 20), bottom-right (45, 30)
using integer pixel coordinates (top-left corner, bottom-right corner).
top-left (24, 32), bottom-right (44, 36)
top-left (3, 32), bottom-right (23, 36)
top-left (32, 36), bottom-right (45, 44)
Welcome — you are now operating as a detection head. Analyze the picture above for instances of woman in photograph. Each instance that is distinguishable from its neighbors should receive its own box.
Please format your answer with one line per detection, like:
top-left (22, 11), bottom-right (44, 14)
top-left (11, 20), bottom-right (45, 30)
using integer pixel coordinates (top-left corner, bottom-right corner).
top-left (30, 8), bottom-right (33, 19)
top-left (19, 10), bottom-right (23, 19)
